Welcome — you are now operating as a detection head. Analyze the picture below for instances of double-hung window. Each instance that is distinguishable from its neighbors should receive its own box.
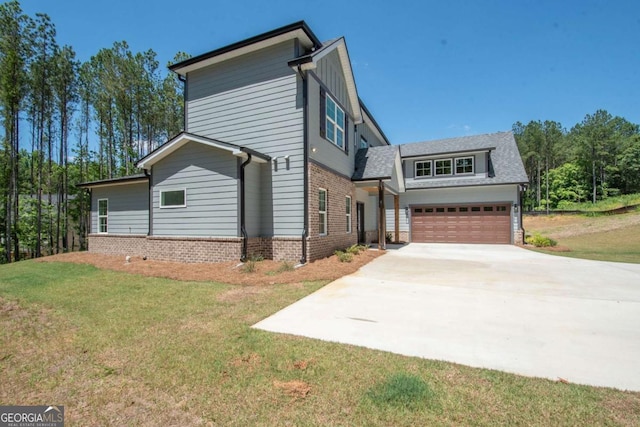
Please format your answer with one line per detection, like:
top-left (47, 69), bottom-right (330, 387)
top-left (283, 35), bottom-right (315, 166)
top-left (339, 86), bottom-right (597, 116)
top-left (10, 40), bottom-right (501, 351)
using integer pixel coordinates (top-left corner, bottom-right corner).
top-left (98, 199), bottom-right (108, 233)
top-left (434, 159), bottom-right (453, 176)
top-left (319, 189), bottom-right (327, 235)
top-left (415, 161), bottom-right (432, 177)
top-left (325, 96), bottom-right (345, 149)
top-left (345, 196), bottom-right (352, 233)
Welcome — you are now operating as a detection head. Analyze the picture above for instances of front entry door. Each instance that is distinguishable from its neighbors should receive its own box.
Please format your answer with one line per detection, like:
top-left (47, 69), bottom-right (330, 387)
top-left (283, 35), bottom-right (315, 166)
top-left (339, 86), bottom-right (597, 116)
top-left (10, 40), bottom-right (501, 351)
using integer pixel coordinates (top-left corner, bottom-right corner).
top-left (356, 202), bottom-right (365, 244)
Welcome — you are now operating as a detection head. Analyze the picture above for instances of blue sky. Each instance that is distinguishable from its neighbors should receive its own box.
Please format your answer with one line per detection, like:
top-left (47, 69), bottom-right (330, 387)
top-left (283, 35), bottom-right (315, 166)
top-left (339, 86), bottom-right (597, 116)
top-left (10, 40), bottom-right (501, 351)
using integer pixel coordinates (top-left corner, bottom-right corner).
top-left (20, 0), bottom-right (640, 144)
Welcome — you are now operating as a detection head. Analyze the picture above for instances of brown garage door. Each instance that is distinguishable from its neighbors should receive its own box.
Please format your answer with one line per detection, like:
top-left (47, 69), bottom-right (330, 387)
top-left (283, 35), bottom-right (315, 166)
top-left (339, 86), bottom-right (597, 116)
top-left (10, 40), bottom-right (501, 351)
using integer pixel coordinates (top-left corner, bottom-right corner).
top-left (411, 204), bottom-right (511, 244)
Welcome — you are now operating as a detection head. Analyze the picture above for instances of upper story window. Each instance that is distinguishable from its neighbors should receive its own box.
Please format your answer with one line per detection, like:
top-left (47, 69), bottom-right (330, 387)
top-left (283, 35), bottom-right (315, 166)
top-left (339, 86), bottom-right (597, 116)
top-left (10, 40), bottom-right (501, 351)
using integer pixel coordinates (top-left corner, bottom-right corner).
top-left (325, 95), bottom-right (345, 149)
top-left (160, 189), bottom-right (186, 208)
top-left (456, 157), bottom-right (474, 174)
top-left (98, 199), bottom-right (108, 233)
top-left (415, 161), bottom-right (432, 178)
top-left (434, 159), bottom-right (452, 176)
top-left (359, 136), bottom-right (368, 149)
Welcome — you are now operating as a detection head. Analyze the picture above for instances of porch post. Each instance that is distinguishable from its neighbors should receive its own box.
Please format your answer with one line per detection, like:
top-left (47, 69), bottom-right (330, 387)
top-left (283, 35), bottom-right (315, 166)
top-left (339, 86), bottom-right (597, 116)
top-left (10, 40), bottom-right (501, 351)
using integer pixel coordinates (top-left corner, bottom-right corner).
top-left (378, 180), bottom-right (386, 250)
top-left (394, 194), bottom-right (399, 243)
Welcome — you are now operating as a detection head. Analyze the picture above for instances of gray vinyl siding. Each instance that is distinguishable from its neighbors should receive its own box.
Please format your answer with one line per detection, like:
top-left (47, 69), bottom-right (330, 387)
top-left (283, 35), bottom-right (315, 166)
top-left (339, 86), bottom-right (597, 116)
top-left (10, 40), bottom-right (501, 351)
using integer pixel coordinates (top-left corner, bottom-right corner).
top-left (185, 40), bottom-right (303, 236)
top-left (244, 161), bottom-right (262, 237)
top-left (152, 141), bottom-right (238, 237)
top-left (91, 183), bottom-right (148, 235)
top-left (387, 184), bottom-right (520, 233)
top-left (357, 120), bottom-right (386, 148)
top-left (315, 50), bottom-right (353, 117)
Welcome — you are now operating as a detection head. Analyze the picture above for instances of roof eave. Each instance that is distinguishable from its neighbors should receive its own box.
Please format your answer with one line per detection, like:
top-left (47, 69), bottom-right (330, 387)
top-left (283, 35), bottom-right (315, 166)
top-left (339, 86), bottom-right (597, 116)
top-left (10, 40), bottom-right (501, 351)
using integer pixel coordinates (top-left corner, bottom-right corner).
top-left (77, 176), bottom-right (149, 189)
top-left (170, 21), bottom-right (322, 76)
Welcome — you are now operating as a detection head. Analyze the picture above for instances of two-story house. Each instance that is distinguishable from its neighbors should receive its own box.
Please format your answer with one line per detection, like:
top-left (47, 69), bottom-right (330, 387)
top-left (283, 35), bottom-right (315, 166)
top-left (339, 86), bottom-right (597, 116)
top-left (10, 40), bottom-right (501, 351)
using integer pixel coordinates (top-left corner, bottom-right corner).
top-left (79, 21), bottom-right (528, 263)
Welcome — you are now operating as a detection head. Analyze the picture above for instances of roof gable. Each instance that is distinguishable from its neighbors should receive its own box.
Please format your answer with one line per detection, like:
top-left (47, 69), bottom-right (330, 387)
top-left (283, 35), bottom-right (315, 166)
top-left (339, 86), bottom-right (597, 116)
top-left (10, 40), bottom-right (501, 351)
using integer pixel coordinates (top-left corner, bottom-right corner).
top-left (289, 37), bottom-right (362, 124)
top-left (136, 132), bottom-right (270, 170)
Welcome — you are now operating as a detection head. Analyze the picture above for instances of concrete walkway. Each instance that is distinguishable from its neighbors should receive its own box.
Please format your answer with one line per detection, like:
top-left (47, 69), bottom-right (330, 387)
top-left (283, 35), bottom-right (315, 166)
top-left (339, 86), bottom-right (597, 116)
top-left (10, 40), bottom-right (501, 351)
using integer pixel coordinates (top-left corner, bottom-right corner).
top-left (254, 244), bottom-right (640, 391)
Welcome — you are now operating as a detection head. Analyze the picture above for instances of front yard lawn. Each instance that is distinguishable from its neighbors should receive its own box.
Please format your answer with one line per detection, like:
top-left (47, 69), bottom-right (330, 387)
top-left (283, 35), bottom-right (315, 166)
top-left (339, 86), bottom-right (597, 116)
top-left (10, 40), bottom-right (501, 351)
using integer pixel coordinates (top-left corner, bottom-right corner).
top-left (1, 261), bottom-right (639, 425)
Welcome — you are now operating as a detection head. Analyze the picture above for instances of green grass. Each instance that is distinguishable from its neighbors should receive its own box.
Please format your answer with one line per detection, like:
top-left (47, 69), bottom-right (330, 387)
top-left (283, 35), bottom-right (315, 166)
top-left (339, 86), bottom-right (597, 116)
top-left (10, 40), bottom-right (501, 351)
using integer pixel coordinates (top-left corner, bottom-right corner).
top-left (1, 261), bottom-right (639, 425)
top-left (557, 193), bottom-right (640, 212)
top-left (525, 210), bottom-right (640, 263)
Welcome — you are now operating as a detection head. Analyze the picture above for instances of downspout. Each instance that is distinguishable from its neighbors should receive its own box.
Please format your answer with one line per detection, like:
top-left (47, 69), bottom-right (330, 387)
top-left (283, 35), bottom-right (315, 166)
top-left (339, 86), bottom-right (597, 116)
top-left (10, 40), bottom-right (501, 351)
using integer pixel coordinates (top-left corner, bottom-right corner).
top-left (239, 153), bottom-right (252, 262)
top-left (297, 64), bottom-right (309, 264)
top-left (144, 169), bottom-right (152, 236)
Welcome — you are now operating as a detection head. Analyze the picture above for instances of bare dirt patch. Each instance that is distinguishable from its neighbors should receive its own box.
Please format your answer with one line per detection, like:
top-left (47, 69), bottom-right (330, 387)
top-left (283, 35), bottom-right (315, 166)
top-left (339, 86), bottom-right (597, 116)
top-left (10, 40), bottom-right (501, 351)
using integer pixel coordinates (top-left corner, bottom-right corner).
top-left (37, 249), bottom-right (383, 285)
top-left (273, 380), bottom-right (311, 400)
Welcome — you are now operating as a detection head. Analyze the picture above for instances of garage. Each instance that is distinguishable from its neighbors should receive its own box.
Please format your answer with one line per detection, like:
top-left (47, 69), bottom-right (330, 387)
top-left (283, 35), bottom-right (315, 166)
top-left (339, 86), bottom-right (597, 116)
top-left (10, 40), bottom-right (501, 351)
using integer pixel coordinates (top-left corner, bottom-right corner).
top-left (411, 204), bottom-right (511, 244)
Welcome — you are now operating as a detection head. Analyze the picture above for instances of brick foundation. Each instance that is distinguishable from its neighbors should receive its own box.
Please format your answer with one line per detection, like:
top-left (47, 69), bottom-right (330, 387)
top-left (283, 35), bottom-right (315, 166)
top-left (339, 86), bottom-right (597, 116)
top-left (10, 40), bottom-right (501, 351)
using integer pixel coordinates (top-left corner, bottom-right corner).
top-left (88, 234), bottom-right (305, 263)
top-left (307, 162), bottom-right (358, 261)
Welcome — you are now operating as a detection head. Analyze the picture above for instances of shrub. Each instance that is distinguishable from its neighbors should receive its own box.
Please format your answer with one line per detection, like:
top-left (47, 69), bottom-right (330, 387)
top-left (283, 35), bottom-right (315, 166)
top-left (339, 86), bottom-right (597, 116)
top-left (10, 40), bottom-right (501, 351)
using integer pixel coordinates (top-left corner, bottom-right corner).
top-left (526, 233), bottom-right (557, 248)
top-left (241, 260), bottom-right (256, 273)
top-left (385, 232), bottom-right (393, 243)
top-left (346, 244), bottom-right (367, 255)
top-left (276, 261), bottom-right (295, 273)
top-left (366, 373), bottom-right (436, 409)
top-left (334, 250), bottom-right (353, 263)
top-left (249, 254), bottom-right (264, 262)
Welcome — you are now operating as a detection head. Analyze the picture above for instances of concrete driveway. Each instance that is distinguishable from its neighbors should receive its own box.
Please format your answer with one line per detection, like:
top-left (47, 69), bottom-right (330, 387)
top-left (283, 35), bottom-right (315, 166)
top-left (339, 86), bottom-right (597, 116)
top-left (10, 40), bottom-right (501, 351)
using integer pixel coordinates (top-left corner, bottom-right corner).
top-left (254, 244), bottom-right (640, 391)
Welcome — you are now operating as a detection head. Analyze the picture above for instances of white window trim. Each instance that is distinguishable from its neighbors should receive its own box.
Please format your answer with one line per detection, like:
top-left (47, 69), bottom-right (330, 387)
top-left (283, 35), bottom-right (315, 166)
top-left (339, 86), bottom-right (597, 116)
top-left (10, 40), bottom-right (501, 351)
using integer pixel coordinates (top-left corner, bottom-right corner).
top-left (455, 156), bottom-right (474, 175)
top-left (319, 188), bottom-right (328, 236)
top-left (160, 188), bottom-right (187, 209)
top-left (98, 198), bottom-right (108, 234)
top-left (346, 195), bottom-right (352, 233)
top-left (325, 96), bottom-right (345, 150)
top-left (434, 158), bottom-right (453, 176)
top-left (414, 160), bottom-right (432, 178)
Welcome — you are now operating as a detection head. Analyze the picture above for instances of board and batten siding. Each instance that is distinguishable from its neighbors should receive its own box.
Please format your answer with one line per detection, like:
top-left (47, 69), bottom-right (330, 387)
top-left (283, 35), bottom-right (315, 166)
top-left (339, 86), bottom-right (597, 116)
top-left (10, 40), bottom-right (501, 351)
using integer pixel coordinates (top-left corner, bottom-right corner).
top-left (91, 183), bottom-right (148, 235)
top-left (185, 40), bottom-right (303, 236)
top-left (357, 119), bottom-right (386, 148)
top-left (152, 142), bottom-right (238, 237)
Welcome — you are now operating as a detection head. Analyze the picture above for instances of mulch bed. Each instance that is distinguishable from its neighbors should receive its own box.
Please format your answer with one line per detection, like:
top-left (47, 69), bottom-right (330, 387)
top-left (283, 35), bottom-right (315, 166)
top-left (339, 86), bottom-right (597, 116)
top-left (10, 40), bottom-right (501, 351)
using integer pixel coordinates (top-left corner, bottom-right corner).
top-left (37, 249), bottom-right (384, 286)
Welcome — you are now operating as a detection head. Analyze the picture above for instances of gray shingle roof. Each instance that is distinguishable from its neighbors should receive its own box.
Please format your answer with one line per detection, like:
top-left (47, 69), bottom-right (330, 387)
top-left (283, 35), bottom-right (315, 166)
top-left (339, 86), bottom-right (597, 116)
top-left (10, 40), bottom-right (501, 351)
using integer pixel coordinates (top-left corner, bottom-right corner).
top-left (400, 131), bottom-right (528, 189)
top-left (352, 145), bottom-right (398, 180)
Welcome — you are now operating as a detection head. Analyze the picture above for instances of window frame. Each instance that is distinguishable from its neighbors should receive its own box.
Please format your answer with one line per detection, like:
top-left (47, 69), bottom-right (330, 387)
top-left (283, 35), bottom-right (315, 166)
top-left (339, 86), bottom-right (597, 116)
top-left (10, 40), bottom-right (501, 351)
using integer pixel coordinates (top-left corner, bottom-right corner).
top-left (359, 136), bottom-right (368, 149)
top-left (345, 195), bottom-right (352, 233)
top-left (415, 160), bottom-right (432, 178)
top-left (98, 198), bottom-right (108, 234)
top-left (160, 188), bottom-right (187, 209)
top-left (434, 158), bottom-right (453, 176)
top-left (455, 156), bottom-right (474, 175)
top-left (319, 188), bottom-right (328, 236)
top-left (325, 95), bottom-right (345, 150)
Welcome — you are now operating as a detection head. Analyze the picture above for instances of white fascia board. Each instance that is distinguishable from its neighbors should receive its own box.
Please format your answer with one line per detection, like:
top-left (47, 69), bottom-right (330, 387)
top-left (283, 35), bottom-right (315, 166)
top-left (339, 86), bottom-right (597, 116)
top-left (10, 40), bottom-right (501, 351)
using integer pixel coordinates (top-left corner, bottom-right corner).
top-left (173, 29), bottom-right (314, 76)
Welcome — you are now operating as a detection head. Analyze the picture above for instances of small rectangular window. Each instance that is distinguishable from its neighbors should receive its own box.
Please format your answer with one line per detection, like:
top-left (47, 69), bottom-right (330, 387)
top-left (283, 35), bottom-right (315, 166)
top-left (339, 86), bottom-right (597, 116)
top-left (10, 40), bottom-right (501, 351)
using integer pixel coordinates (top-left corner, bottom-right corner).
top-left (459, 207), bottom-right (469, 212)
top-left (435, 159), bottom-right (452, 176)
top-left (455, 156), bottom-right (474, 174)
top-left (319, 189), bottom-right (327, 235)
top-left (415, 161), bottom-right (432, 178)
top-left (425, 208), bottom-right (434, 213)
top-left (160, 189), bottom-right (186, 208)
top-left (497, 206), bottom-right (507, 212)
top-left (359, 136), bottom-right (368, 149)
top-left (98, 199), bottom-right (108, 233)
top-left (484, 206), bottom-right (494, 212)
top-left (346, 196), bottom-right (352, 233)
top-left (447, 207), bottom-right (456, 212)
top-left (414, 208), bottom-right (423, 213)
top-left (436, 207), bottom-right (445, 213)
top-left (471, 206), bottom-right (481, 212)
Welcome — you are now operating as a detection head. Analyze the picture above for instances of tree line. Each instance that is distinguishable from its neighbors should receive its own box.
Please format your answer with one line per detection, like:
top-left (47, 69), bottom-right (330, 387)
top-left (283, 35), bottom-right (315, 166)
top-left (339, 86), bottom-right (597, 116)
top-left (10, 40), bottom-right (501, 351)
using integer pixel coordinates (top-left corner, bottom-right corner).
top-left (0, 1), bottom-right (185, 262)
top-left (513, 110), bottom-right (640, 212)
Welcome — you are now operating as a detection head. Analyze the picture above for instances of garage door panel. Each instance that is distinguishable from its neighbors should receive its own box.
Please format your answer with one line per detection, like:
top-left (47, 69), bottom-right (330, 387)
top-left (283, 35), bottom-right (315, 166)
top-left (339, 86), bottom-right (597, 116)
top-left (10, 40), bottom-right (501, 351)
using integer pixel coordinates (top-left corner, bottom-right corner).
top-left (411, 204), bottom-right (511, 244)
